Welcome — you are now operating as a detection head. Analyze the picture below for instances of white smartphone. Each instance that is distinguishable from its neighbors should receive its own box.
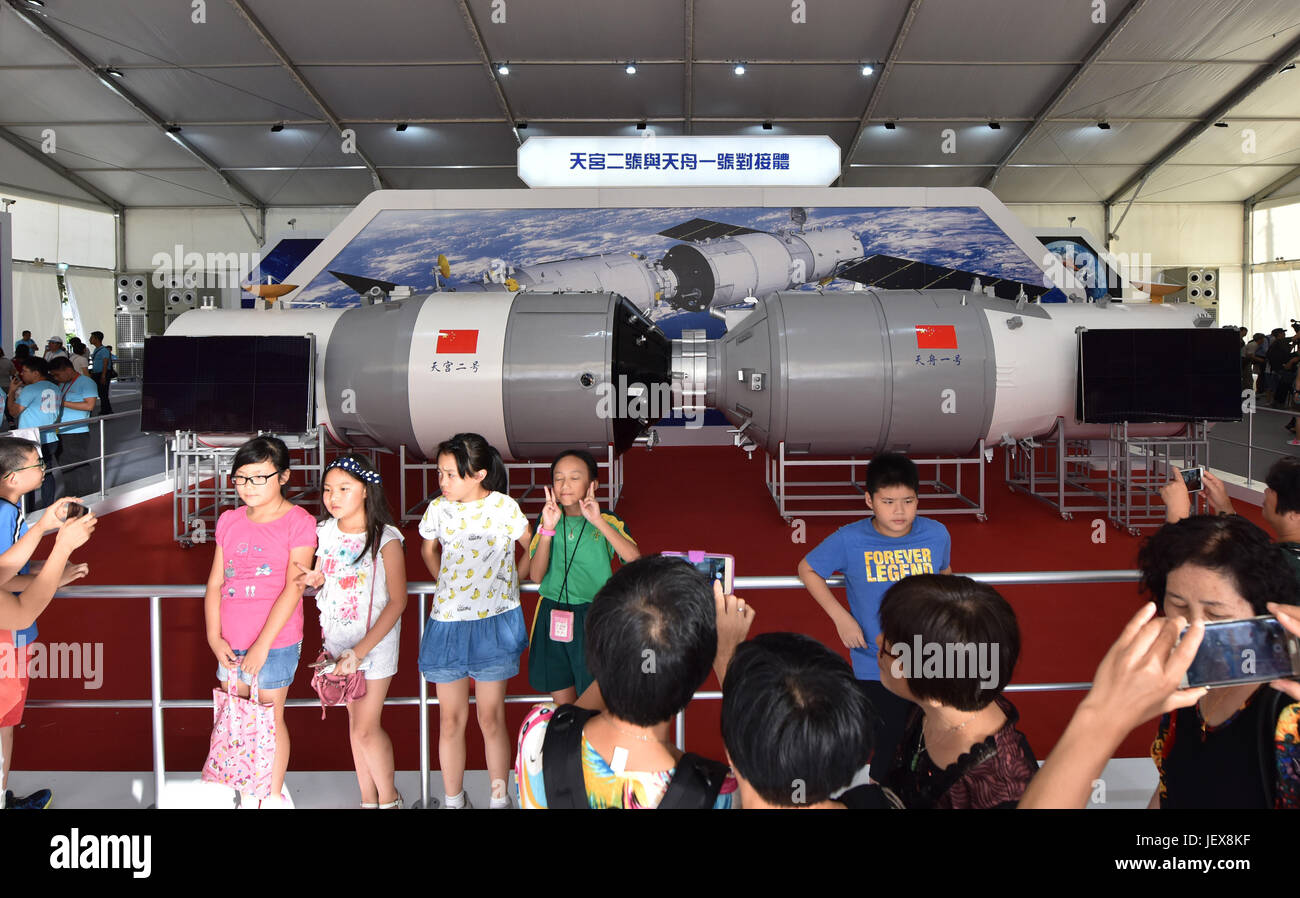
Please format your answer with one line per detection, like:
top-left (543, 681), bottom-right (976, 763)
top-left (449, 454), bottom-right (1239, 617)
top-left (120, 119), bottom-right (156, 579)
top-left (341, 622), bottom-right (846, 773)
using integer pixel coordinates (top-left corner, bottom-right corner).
top-left (1180, 466), bottom-right (1204, 493)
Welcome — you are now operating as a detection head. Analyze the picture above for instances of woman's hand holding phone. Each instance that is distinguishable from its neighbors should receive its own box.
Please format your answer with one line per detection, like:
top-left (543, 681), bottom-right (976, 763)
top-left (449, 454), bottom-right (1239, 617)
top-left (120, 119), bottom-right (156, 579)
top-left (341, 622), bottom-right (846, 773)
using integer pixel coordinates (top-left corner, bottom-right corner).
top-left (1266, 602), bottom-right (1300, 701)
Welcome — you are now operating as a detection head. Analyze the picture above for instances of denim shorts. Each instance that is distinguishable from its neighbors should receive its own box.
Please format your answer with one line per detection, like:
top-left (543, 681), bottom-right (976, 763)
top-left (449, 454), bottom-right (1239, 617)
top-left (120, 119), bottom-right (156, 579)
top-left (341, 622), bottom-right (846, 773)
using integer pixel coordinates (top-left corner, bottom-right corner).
top-left (216, 641), bottom-right (302, 691)
top-left (418, 606), bottom-right (527, 684)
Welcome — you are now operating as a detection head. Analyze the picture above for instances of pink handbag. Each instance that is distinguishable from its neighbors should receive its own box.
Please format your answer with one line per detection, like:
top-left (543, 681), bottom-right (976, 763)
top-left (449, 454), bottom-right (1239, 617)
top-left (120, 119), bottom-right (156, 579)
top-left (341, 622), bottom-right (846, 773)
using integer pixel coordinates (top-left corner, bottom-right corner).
top-left (201, 674), bottom-right (277, 800)
top-left (310, 564), bottom-right (376, 718)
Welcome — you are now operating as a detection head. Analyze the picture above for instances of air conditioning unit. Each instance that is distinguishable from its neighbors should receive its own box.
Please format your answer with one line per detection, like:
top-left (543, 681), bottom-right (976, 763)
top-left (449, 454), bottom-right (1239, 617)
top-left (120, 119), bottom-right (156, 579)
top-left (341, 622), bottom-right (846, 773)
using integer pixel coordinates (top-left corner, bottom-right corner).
top-left (1158, 267), bottom-right (1219, 309)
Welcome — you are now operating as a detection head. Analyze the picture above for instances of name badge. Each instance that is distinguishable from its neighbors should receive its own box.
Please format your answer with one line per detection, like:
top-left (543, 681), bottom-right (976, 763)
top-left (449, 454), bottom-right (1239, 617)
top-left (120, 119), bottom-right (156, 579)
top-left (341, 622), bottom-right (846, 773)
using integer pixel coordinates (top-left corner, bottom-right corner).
top-left (549, 608), bottom-right (575, 643)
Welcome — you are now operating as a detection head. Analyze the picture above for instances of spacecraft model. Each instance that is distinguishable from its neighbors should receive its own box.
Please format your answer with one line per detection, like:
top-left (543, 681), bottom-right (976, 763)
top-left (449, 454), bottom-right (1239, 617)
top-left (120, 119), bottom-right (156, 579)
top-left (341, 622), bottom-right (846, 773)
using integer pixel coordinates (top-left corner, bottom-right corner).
top-left (325, 209), bottom-right (1059, 316)
top-left (166, 284), bottom-right (1212, 461)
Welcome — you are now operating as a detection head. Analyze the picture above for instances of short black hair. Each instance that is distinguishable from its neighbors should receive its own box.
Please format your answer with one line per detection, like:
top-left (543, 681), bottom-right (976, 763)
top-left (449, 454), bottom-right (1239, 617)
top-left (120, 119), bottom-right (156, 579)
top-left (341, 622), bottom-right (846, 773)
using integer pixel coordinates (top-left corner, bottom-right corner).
top-left (21, 331), bottom-right (30, 337)
top-left (47, 357), bottom-right (74, 374)
top-left (865, 452), bottom-right (919, 495)
top-left (550, 448), bottom-right (598, 481)
top-left (0, 436), bottom-right (39, 477)
top-left (878, 574), bottom-right (1020, 711)
top-left (721, 632), bottom-right (875, 806)
top-left (436, 432), bottom-right (507, 494)
top-left (1138, 514), bottom-right (1294, 615)
top-left (230, 435), bottom-right (291, 496)
top-left (21, 356), bottom-right (49, 379)
top-left (1266, 457), bottom-right (1300, 516)
top-left (90, 331), bottom-right (104, 341)
top-left (585, 555), bottom-right (716, 726)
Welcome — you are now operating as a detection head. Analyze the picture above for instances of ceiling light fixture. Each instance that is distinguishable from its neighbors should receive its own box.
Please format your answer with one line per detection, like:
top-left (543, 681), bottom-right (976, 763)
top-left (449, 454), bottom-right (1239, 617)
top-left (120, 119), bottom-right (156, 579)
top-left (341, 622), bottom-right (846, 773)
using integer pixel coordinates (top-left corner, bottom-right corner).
top-left (883, 121), bottom-right (896, 130)
top-left (104, 67), bottom-right (123, 78)
top-left (734, 63), bottom-right (746, 76)
top-left (270, 122), bottom-right (284, 132)
top-left (515, 120), bottom-right (528, 129)
top-left (1280, 62), bottom-right (1296, 72)
top-left (626, 62), bottom-right (637, 75)
top-left (1097, 121), bottom-right (1111, 130)
top-left (497, 62), bottom-right (509, 75)
top-left (762, 121), bottom-right (773, 130)
top-left (636, 121), bottom-right (647, 130)
top-left (395, 122), bottom-right (408, 132)
top-left (166, 124), bottom-right (182, 133)
top-left (1213, 121), bottom-right (1228, 128)
top-left (988, 121), bottom-right (1000, 130)
top-left (24, 0), bottom-right (45, 7)
top-left (861, 64), bottom-right (874, 76)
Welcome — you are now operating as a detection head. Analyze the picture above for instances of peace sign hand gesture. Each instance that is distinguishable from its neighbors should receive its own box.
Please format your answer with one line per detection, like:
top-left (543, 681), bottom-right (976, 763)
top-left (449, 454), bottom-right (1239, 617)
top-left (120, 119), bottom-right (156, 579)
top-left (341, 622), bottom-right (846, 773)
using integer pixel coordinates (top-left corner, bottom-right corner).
top-left (578, 481), bottom-right (602, 525)
top-left (541, 486), bottom-right (561, 531)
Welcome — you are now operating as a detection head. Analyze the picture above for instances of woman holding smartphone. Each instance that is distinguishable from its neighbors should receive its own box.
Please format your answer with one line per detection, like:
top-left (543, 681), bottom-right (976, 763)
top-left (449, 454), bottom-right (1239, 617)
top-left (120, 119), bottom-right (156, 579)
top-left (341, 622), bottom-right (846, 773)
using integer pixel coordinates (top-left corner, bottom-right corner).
top-left (1139, 514), bottom-right (1300, 808)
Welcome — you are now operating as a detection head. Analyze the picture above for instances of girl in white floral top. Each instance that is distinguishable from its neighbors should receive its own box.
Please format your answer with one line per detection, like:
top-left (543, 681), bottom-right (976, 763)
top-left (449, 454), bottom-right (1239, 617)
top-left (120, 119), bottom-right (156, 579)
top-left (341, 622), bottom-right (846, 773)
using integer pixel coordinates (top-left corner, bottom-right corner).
top-left (295, 455), bottom-right (406, 809)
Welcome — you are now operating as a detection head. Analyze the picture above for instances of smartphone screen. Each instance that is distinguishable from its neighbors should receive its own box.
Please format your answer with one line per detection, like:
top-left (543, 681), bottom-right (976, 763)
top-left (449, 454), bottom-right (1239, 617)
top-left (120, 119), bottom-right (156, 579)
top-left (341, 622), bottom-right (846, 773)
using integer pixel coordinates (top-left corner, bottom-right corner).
top-left (1184, 616), bottom-right (1300, 688)
top-left (1180, 467), bottom-right (1203, 493)
top-left (692, 556), bottom-right (733, 593)
top-left (663, 552), bottom-right (734, 593)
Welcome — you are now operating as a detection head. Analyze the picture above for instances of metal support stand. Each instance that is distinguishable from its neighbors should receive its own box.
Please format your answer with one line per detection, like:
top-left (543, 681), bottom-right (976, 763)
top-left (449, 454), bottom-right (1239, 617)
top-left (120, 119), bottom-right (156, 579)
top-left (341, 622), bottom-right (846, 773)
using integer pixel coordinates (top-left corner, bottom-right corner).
top-left (1004, 418), bottom-right (1209, 533)
top-left (763, 440), bottom-right (987, 522)
top-left (171, 429), bottom-right (327, 546)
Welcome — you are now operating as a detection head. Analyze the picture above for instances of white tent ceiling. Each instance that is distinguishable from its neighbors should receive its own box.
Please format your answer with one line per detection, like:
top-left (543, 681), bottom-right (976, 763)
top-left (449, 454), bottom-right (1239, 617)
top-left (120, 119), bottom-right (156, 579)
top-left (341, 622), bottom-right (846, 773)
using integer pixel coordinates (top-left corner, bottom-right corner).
top-left (1, 0), bottom-right (1298, 211)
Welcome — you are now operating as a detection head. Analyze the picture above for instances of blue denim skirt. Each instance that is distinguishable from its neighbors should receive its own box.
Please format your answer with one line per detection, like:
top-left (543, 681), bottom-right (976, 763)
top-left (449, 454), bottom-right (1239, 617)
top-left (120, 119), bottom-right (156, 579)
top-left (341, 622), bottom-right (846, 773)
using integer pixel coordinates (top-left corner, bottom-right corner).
top-left (418, 606), bottom-right (528, 684)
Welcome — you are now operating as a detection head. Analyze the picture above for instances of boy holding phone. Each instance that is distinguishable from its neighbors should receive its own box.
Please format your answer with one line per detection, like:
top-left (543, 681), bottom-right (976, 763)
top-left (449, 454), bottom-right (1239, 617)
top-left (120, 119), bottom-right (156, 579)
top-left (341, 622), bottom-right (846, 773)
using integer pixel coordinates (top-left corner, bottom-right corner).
top-left (797, 453), bottom-right (951, 780)
top-left (0, 437), bottom-right (94, 809)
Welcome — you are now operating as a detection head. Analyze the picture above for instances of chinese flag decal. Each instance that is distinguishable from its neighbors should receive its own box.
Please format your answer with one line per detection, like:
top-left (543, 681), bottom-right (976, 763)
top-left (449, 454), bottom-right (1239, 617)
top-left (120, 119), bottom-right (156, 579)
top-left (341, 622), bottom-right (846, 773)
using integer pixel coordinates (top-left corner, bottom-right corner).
top-left (915, 325), bottom-right (958, 350)
top-left (436, 329), bottom-right (479, 353)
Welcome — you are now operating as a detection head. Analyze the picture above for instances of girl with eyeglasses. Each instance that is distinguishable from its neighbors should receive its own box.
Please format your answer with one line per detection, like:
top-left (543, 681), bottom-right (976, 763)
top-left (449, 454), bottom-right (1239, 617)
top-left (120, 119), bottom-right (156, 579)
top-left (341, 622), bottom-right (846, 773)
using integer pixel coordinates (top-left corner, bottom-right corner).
top-left (202, 435), bottom-right (317, 808)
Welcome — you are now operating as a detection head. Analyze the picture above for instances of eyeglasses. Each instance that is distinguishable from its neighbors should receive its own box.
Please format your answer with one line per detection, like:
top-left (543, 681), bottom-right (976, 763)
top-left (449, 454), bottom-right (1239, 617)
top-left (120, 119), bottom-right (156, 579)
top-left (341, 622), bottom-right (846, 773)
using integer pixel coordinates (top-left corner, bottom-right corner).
top-left (230, 472), bottom-right (281, 486)
top-left (10, 459), bottom-right (46, 474)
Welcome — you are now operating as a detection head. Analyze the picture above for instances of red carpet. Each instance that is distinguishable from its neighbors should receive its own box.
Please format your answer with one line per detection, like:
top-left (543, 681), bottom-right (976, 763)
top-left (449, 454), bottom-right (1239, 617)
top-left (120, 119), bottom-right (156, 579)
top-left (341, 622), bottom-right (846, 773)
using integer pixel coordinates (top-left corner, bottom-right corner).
top-left (17, 444), bottom-right (1269, 773)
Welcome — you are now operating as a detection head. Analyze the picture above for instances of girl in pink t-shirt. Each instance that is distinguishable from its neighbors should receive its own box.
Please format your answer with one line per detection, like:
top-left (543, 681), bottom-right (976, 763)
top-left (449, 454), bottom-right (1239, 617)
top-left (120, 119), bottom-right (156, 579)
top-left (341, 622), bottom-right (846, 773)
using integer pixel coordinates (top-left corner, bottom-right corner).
top-left (203, 436), bottom-right (317, 808)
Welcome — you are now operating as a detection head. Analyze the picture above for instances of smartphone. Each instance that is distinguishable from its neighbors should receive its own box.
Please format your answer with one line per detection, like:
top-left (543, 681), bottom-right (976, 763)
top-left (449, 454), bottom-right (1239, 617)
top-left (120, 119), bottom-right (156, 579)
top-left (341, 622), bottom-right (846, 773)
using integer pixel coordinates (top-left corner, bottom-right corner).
top-left (663, 551), bottom-right (735, 593)
top-left (58, 501), bottom-right (89, 521)
top-left (1180, 466), bottom-right (1204, 493)
top-left (1180, 615), bottom-right (1300, 689)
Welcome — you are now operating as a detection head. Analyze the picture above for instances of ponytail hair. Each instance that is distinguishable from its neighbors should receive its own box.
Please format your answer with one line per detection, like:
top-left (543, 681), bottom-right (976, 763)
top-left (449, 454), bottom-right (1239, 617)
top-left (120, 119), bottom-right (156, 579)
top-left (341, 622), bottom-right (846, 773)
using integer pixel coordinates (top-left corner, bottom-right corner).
top-left (436, 432), bottom-right (508, 494)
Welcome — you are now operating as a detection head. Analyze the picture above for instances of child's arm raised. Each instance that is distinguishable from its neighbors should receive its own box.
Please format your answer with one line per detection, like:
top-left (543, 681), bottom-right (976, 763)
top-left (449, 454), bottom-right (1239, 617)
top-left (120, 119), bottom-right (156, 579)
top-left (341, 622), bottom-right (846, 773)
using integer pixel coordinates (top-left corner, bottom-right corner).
top-left (0, 497), bottom-right (81, 587)
top-left (240, 544), bottom-right (315, 678)
top-left (204, 545), bottom-right (237, 669)
top-left (0, 512), bottom-right (96, 631)
top-left (525, 487), bottom-right (562, 583)
top-left (335, 540), bottom-right (407, 676)
top-left (797, 556), bottom-right (865, 649)
top-left (578, 482), bottom-right (639, 562)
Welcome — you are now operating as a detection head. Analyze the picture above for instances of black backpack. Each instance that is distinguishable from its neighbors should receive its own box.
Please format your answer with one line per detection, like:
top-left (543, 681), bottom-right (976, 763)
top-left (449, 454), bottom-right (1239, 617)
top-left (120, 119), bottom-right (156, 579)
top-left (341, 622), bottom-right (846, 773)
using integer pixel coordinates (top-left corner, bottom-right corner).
top-left (1256, 686), bottom-right (1294, 808)
top-left (541, 704), bottom-right (730, 809)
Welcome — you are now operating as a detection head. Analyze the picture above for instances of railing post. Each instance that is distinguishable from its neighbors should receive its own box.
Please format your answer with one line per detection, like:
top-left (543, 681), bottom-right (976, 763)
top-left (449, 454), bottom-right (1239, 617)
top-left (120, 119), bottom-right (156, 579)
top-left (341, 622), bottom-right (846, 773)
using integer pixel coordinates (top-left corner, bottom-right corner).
top-left (674, 709), bottom-right (685, 751)
top-left (418, 592), bottom-right (430, 809)
top-left (98, 417), bottom-right (106, 498)
top-left (149, 595), bottom-right (166, 808)
top-left (1247, 403), bottom-right (1254, 485)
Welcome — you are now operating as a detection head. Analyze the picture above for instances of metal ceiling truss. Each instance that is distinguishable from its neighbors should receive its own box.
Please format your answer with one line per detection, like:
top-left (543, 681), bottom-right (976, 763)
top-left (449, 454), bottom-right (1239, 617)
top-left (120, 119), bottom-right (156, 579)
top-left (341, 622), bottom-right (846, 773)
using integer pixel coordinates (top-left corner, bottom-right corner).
top-left (839, 0), bottom-right (922, 184)
top-left (226, 0), bottom-right (386, 191)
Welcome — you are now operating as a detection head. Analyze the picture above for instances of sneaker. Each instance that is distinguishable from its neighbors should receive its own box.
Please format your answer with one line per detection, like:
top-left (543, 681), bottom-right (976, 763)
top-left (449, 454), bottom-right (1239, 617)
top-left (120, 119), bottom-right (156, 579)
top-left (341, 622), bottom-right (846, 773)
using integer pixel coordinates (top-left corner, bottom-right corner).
top-left (4, 789), bottom-right (53, 809)
top-left (1289, 439), bottom-right (1300, 446)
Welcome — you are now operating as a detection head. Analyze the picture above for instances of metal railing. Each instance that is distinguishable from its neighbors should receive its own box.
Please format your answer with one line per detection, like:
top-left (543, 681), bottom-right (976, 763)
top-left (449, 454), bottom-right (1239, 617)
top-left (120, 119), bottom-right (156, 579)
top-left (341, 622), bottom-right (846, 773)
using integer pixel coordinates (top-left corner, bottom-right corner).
top-left (2, 407), bottom-right (168, 512)
top-left (1211, 402), bottom-right (1296, 485)
top-left (25, 570), bottom-right (1138, 808)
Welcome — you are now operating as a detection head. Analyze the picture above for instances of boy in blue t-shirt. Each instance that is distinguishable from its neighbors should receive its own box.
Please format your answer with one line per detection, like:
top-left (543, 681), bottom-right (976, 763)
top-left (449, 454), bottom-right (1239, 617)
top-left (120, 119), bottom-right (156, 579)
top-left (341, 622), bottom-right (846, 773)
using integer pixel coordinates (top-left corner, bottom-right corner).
top-left (0, 437), bottom-right (94, 809)
top-left (797, 452), bottom-right (951, 781)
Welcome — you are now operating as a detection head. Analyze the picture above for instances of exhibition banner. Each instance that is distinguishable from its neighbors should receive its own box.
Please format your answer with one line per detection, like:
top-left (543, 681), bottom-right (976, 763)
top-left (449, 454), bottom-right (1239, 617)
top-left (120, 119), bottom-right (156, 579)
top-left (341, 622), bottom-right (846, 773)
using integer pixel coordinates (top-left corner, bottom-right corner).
top-left (517, 136), bottom-right (841, 187)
